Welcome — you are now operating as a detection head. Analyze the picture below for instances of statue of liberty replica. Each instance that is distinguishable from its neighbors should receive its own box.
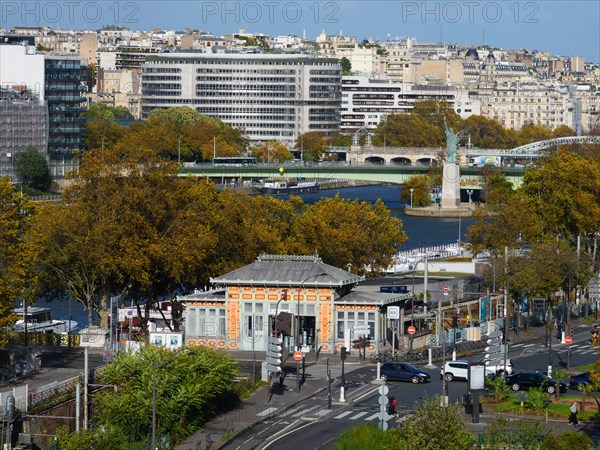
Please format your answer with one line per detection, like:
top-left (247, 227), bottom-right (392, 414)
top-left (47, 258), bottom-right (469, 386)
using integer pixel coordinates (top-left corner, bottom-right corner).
top-left (441, 119), bottom-right (461, 208)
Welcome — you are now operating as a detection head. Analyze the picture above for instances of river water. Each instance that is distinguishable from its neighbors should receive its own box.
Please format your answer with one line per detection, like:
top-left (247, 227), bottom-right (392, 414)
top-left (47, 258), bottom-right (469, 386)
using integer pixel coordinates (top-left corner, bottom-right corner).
top-left (36, 184), bottom-right (475, 328)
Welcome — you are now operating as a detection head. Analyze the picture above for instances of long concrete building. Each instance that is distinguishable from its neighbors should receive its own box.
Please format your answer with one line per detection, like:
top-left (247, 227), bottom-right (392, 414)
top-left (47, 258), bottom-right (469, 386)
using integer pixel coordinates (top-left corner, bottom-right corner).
top-left (140, 52), bottom-right (342, 144)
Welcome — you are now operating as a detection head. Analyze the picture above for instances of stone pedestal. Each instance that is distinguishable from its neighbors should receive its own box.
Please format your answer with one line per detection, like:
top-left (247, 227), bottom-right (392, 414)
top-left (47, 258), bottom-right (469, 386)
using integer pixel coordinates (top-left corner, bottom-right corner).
top-left (441, 163), bottom-right (461, 209)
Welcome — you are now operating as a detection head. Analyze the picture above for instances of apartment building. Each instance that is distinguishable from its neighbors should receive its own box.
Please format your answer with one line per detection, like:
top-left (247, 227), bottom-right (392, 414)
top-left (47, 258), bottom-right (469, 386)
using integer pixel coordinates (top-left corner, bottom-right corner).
top-left (141, 52), bottom-right (342, 143)
top-left (340, 75), bottom-right (480, 133)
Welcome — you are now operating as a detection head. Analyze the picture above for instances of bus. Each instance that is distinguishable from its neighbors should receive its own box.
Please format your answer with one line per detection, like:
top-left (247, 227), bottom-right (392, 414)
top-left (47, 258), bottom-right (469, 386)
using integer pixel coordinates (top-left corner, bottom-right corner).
top-left (212, 157), bottom-right (256, 166)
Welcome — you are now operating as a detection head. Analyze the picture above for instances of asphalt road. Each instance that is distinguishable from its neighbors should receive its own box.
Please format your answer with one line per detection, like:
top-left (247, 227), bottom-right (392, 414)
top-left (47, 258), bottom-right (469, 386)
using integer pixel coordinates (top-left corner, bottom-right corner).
top-left (226, 328), bottom-right (598, 450)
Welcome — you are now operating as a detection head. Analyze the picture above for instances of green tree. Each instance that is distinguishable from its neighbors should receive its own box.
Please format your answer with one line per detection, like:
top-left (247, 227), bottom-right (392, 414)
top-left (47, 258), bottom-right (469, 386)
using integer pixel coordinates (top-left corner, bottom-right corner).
top-left (553, 125), bottom-right (577, 138)
top-left (401, 175), bottom-right (432, 207)
top-left (14, 147), bottom-right (51, 191)
top-left (53, 426), bottom-right (130, 450)
top-left (478, 166), bottom-right (514, 209)
top-left (340, 57), bottom-right (352, 74)
top-left (412, 99), bottom-right (463, 146)
top-left (296, 132), bottom-right (328, 161)
top-left (94, 346), bottom-right (239, 446)
top-left (288, 195), bottom-right (407, 276)
top-left (395, 396), bottom-right (473, 450)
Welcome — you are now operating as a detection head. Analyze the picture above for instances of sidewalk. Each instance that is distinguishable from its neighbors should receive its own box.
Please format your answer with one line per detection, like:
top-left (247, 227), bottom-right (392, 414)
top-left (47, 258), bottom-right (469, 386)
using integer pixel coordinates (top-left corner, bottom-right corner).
top-left (175, 352), bottom-right (365, 450)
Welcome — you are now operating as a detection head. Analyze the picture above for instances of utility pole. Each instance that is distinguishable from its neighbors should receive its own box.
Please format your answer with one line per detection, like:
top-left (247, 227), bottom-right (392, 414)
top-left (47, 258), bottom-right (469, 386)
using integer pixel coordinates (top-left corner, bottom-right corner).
top-left (503, 246), bottom-right (509, 379)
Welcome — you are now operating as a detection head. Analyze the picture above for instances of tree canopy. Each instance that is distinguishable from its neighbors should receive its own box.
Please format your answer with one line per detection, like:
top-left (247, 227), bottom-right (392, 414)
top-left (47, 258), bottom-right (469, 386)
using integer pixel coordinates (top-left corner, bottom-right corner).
top-left (14, 147), bottom-right (51, 191)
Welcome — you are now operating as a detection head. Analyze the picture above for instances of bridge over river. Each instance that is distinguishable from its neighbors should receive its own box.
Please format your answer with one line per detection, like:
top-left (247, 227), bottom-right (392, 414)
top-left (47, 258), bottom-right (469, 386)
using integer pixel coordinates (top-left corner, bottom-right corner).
top-left (180, 162), bottom-right (526, 190)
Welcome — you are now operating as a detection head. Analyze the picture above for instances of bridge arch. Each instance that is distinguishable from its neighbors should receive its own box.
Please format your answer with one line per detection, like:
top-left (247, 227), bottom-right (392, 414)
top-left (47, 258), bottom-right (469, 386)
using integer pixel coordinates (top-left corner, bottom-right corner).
top-left (365, 156), bottom-right (385, 165)
top-left (511, 135), bottom-right (600, 154)
top-left (416, 157), bottom-right (435, 166)
top-left (390, 157), bottom-right (412, 166)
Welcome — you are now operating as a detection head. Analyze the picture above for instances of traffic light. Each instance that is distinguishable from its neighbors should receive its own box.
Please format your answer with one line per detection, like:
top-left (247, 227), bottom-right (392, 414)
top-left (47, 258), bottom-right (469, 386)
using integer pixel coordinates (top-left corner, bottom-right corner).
top-left (266, 336), bottom-right (282, 374)
top-left (341, 346), bottom-right (347, 361)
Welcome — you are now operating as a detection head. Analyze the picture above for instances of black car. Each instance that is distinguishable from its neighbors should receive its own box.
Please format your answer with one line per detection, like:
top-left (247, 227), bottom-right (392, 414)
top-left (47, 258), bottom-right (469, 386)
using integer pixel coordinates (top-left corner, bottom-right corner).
top-left (506, 371), bottom-right (567, 394)
top-left (380, 362), bottom-right (431, 384)
top-left (569, 372), bottom-right (593, 391)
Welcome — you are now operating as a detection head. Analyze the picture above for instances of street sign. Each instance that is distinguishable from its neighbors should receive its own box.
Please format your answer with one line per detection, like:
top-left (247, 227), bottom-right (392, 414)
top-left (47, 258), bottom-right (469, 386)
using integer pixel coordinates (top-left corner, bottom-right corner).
top-left (407, 326), bottom-right (416, 335)
top-left (485, 345), bottom-right (503, 354)
top-left (378, 385), bottom-right (389, 396)
top-left (301, 345), bottom-right (310, 353)
top-left (378, 396), bottom-right (389, 406)
top-left (443, 285), bottom-right (449, 293)
top-left (293, 351), bottom-right (303, 361)
top-left (565, 336), bottom-right (572, 345)
top-left (378, 421), bottom-right (389, 431)
top-left (353, 325), bottom-right (370, 336)
top-left (488, 330), bottom-right (501, 339)
top-left (266, 335), bottom-right (283, 373)
top-left (266, 364), bottom-right (281, 373)
top-left (388, 306), bottom-right (400, 320)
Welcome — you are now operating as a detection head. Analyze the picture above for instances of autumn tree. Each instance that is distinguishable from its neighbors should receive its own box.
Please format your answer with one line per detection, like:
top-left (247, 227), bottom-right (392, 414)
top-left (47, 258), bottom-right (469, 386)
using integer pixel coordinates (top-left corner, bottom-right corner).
top-left (252, 141), bottom-right (293, 163)
top-left (0, 178), bottom-right (40, 344)
top-left (553, 125), bottom-right (577, 138)
top-left (288, 195), bottom-right (407, 276)
top-left (517, 123), bottom-right (553, 146)
top-left (374, 114), bottom-right (439, 148)
top-left (411, 99), bottom-right (463, 146)
top-left (520, 151), bottom-right (600, 240)
top-left (401, 175), bottom-right (432, 207)
top-left (478, 166), bottom-right (514, 209)
top-left (463, 115), bottom-right (518, 149)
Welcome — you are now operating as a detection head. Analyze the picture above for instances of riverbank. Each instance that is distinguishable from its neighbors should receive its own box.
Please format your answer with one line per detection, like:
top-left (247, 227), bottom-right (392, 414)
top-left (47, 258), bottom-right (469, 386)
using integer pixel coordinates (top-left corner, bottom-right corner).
top-left (405, 204), bottom-right (475, 218)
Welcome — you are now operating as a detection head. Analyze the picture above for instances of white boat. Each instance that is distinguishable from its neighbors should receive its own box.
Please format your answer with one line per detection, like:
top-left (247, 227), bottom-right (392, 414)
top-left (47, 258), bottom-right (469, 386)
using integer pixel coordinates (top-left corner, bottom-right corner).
top-left (14, 306), bottom-right (79, 333)
top-left (259, 178), bottom-right (319, 195)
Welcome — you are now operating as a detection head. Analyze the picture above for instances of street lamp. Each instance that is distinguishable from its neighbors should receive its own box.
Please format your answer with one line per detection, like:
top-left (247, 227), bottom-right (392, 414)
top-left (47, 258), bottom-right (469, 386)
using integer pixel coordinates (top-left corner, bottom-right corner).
top-left (409, 188), bottom-right (414, 208)
top-left (152, 349), bottom-right (195, 450)
top-left (296, 273), bottom-right (327, 392)
top-left (467, 190), bottom-right (473, 210)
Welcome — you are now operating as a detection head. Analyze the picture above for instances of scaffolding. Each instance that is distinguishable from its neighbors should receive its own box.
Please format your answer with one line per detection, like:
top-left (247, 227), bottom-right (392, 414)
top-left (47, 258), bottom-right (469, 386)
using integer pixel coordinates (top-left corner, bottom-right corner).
top-left (0, 90), bottom-right (49, 178)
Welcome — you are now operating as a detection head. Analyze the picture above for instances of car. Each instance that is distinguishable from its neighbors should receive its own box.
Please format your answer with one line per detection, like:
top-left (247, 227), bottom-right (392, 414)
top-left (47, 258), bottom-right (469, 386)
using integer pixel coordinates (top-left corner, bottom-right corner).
top-left (505, 371), bottom-right (567, 394)
top-left (477, 358), bottom-right (514, 376)
top-left (380, 362), bottom-right (432, 384)
top-left (440, 360), bottom-right (494, 382)
top-left (569, 372), bottom-right (593, 391)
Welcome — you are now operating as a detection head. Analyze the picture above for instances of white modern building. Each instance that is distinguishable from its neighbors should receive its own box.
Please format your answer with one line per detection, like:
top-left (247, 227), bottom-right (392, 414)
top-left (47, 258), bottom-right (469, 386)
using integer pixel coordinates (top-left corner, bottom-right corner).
top-left (341, 75), bottom-right (480, 133)
top-left (140, 52), bottom-right (342, 144)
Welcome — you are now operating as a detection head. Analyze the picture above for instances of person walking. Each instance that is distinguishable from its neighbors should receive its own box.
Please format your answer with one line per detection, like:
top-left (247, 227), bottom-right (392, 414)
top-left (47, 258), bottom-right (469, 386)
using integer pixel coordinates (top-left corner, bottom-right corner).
top-left (569, 401), bottom-right (579, 425)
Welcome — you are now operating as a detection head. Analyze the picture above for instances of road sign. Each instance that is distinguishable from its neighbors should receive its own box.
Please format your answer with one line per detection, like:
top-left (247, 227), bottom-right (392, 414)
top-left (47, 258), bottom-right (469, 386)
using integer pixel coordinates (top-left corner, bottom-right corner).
top-left (488, 330), bottom-right (501, 339)
top-left (293, 351), bottom-right (303, 361)
top-left (565, 336), bottom-right (572, 345)
top-left (378, 421), bottom-right (389, 431)
top-left (378, 396), bottom-right (389, 406)
top-left (485, 345), bottom-right (503, 354)
top-left (443, 285), bottom-right (449, 293)
top-left (378, 385), bottom-right (389, 396)
top-left (353, 325), bottom-right (370, 336)
top-left (407, 326), bottom-right (416, 335)
top-left (388, 306), bottom-right (400, 320)
top-left (266, 335), bottom-right (283, 373)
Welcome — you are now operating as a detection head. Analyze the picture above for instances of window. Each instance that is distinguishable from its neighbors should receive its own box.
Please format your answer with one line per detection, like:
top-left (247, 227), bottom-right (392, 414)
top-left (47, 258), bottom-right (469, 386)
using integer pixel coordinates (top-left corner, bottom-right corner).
top-left (337, 310), bottom-right (375, 339)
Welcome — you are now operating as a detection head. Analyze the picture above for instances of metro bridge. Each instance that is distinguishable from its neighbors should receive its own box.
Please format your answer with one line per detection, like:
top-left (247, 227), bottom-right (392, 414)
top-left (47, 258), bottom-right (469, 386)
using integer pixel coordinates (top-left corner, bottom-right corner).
top-left (180, 162), bottom-right (526, 190)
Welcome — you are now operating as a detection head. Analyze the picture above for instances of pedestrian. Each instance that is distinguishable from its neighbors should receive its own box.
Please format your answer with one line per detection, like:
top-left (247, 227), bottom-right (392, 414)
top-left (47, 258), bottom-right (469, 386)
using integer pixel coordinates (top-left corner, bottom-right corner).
top-left (387, 395), bottom-right (397, 416)
top-left (568, 401), bottom-right (579, 425)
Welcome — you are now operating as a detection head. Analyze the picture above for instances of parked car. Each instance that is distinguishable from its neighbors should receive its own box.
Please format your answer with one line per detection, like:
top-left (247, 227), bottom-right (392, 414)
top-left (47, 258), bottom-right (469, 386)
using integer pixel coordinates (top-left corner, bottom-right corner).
top-left (569, 372), bottom-right (593, 391)
top-left (477, 358), bottom-right (514, 376)
top-left (440, 360), bottom-right (494, 382)
top-left (505, 371), bottom-right (567, 394)
top-left (380, 362), bottom-right (431, 383)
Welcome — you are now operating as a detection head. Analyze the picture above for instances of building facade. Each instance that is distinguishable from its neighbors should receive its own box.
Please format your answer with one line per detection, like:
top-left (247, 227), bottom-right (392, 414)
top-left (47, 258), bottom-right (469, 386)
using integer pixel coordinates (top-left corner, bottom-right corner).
top-left (341, 75), bottom-right (480, 133)
top-left (140, 53), bottom-right (342, 144)
top-left (179, 255), bottom-right (409, 355)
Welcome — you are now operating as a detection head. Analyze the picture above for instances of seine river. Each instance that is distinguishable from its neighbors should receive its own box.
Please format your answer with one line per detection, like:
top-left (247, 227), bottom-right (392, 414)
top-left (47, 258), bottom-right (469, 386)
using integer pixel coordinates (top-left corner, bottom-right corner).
top-left (36, 185), bottom-right (475, 328)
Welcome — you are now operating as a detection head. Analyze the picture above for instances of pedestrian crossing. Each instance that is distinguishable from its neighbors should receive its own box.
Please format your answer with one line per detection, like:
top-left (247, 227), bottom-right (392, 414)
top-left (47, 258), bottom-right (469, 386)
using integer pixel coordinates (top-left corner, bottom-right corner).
top-left (256, 405), bottom-right (399, 423)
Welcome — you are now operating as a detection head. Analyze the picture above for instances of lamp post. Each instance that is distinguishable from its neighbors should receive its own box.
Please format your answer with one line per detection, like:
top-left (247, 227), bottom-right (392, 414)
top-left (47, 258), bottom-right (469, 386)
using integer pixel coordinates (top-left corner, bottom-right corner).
top-left (409, 188), bottom-right (414, 208)
top-left (296, 273), bottom-right (327, 392)
top-left (467, 190), bottom-right (473, 210)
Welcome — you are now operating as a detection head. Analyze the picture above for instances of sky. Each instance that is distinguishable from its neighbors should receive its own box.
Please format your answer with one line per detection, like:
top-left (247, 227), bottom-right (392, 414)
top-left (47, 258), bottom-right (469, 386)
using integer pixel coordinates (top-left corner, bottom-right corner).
top-left (2, 1), bottom-right (599, 62)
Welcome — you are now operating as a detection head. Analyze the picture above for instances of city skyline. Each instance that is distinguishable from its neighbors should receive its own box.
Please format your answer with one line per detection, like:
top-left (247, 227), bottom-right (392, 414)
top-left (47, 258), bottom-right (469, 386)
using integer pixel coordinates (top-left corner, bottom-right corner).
top-left (0, 1), bottom-right (598, 61)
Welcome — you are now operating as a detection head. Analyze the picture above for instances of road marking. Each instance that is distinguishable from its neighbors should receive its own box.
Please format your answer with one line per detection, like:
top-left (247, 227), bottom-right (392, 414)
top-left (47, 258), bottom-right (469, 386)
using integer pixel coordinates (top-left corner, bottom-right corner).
top-left (365, 412), bottom-right (380, 421)
top-left (261, 419), bottom-right (308, 450)
top-left (335, 411), bottom-right (353, 419)
top-left (351, 386), bottom-right (380, 403)
top-left (350, 411), bottom-right (369, 420)
top-left (257, 407), bottom-right (278, 417)
top-left (521, 343), bottom-right (536, 347)
top-left (314, 409), bottom-right (333, 418)
top-left (292, 405), bottom-right (319, 417)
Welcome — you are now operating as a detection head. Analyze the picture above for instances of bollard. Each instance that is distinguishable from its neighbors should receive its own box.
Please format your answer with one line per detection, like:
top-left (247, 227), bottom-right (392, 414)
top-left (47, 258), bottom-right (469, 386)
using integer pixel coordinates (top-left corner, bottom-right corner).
top-left (377, 362), bottom-right (381, 380)
top-left (428, 348), bottom-right (433, 366)
top-left (339, 386), bottom-right (346, 403)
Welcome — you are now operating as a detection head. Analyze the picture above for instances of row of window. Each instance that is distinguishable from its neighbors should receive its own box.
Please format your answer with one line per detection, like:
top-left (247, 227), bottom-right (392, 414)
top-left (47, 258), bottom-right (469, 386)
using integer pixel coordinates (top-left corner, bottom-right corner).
top-left (142, 75), bottom-right (182, 81)
top-left (196, 76), bottom-right (296, 83)
top-left (195, 68), bottom-right (297, 75)
top-left (196, 84), bottom-right (294, 92)
top-left (143, 67), bottom-right (182, 73)
top-left (152, 59), bottom-right (338, 66)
